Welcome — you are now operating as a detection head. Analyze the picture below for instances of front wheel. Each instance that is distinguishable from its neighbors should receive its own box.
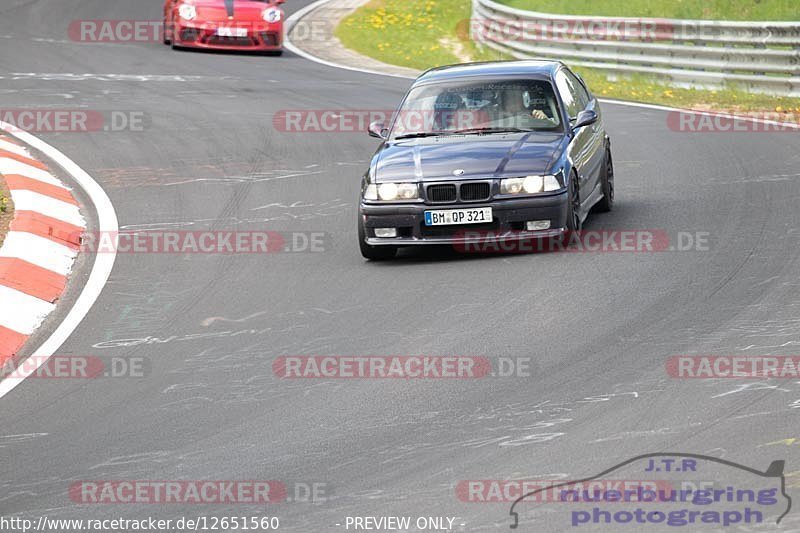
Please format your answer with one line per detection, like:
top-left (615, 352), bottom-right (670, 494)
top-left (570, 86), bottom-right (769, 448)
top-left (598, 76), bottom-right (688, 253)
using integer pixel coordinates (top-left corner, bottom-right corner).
top-left (358, 218), bottom-right (397, 260)
top-left (170, 18), bottom-right (182, 49)
top-left (593, 146), bottom-right (614, 213)
top-left (163, 18), bottom-right (172, 45)
top-left (565, 171), bottom-right (582, 232)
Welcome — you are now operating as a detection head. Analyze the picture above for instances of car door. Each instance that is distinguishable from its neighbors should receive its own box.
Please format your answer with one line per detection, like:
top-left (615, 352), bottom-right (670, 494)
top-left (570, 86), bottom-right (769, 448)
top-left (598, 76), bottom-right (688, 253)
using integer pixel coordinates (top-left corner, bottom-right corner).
top-left (565, 69), bottom-right (605, 201)
top-left (555, 69), bottom-right (592, 205)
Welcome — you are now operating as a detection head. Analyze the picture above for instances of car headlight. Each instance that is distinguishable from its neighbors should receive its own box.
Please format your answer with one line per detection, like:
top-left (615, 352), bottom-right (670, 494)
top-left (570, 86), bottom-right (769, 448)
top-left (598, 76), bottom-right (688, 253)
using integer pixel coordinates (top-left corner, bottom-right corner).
top-left (178, 4), bottom-right (197, 20)
top-left (262, 7), bottom-right (282, 22)
top-left (364, 182), bottom-right (418, 201)
top-left (364, 183), bottom-right (378, 200)
top-left (500, 174), bottom-right (562, 195)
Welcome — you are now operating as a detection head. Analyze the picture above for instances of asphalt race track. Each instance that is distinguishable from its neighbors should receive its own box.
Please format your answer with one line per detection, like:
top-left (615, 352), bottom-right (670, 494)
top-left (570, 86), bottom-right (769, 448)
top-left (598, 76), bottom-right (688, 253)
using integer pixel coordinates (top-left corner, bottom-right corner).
top-left (1, 0), bottom-right (800, 531)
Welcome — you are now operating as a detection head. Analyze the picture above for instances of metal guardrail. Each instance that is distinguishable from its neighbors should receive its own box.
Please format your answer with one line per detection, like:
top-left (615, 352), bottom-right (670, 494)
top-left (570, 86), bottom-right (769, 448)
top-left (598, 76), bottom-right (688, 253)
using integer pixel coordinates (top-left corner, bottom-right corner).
top-left (471, 0), bottom-right (800, 96)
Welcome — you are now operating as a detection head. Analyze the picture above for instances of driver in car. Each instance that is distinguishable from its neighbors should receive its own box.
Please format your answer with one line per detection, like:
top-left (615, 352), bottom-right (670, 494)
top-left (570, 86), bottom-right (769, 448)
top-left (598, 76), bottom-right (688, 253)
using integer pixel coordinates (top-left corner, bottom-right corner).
top-left (496, 88), bottom-right (557, 128)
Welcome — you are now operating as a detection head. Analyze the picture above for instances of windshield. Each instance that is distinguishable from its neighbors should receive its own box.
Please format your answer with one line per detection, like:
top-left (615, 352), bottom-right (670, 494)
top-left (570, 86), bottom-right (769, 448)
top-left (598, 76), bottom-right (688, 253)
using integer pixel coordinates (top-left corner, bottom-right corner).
top-left (389, 78), bottom-right (563, 139)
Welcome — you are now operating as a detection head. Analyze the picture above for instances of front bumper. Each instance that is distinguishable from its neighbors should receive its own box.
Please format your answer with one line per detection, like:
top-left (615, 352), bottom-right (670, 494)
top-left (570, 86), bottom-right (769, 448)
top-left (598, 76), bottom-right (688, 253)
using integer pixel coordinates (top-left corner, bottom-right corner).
top-left (360, 192), bottom-right (569, 246)
top-left (173, 21), bottom-right (283, 51)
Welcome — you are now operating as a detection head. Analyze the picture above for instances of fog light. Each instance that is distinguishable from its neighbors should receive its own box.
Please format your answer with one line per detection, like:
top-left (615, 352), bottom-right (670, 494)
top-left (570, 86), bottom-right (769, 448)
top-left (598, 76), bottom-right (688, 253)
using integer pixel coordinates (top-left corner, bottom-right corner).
top-left (374, 228), bottom-right (397, 238)
top-left (526, 220), bottom-right (551, 230)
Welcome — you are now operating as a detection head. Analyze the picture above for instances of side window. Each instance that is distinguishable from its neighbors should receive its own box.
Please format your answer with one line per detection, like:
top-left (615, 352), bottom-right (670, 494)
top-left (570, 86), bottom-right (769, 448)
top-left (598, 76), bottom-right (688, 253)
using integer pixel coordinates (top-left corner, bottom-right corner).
top-left (554, 70), bottom-right (580, 119)
top-left (565, 70), bottom-right (591, 111)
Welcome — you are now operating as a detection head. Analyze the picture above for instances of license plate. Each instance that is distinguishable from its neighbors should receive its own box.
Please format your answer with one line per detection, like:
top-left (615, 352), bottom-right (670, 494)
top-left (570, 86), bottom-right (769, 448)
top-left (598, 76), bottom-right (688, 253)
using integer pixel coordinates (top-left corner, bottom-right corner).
top-left (216, 27), bottom-right (247, 37)
top-left (424, 207), bottom-right (492, 226)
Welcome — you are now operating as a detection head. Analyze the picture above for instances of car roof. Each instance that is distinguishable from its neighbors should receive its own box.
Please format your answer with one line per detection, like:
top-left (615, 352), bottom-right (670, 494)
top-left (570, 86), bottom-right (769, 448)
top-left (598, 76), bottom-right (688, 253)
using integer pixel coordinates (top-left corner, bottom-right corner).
top-left (414, 60), bottom-right (565, 85)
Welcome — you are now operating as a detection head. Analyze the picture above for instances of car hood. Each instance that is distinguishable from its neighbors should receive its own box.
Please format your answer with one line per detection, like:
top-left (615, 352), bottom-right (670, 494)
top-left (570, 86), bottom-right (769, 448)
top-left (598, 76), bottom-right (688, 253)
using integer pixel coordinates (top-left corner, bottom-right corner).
top-left (189, 0), bottom-right (277, 22)
top-left (373, 132), bottom-right (566, 182)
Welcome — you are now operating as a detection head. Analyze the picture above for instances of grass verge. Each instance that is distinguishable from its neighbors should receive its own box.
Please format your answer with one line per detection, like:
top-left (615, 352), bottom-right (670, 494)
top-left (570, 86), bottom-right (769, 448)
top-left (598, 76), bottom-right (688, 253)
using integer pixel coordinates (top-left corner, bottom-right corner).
top-left (0, 174), bottom-right (14, 249)
top-left (336, 0), bottom-right (499, 71)
top-left (336, 0), bottom-right (800, 116)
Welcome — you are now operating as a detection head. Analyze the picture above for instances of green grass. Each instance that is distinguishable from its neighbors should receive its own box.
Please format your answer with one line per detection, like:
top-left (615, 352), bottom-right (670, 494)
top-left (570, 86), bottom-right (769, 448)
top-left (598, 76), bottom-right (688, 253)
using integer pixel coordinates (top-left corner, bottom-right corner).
top-left (498, 0), bottom-right (800, 21)
top-left (337, 0), bottom-right (800, 115)
top-left (336, 0), bottom-right (500, 71)
top-left (0, 183), bottom-right (13, 249)
top-left (574, 69), bottom-right (800, 114)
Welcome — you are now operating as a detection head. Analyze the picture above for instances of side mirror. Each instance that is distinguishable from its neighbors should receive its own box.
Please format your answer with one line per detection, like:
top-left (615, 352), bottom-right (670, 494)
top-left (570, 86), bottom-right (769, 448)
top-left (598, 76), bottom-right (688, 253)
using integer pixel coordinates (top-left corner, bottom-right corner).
top-left (572, 109), bottom-right (598, 130)
top-left (368, 121), bottom-right (388, 140)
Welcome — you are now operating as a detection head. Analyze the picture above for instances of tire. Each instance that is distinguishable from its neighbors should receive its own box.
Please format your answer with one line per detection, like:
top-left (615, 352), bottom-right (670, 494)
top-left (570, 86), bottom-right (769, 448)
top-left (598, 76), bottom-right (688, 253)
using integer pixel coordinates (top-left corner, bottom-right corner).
top-left (170, 18), bottom-right (182, 49)
top-left (163, 18), bottom-right (172, 45)
top-left (593, 146), bottom-right (614, 213)
top-left (565, 171), bottom-right (582, 232)
top-left (358, 218), bottom-right (397, 260)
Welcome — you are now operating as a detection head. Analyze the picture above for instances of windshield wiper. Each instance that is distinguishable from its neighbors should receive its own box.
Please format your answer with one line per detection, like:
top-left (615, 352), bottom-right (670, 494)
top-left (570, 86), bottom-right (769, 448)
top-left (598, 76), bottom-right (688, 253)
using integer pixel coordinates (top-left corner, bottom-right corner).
top-left (393, 131), bottom-right (449, 140)
top-left (451, 127), bottom-right (534, 135)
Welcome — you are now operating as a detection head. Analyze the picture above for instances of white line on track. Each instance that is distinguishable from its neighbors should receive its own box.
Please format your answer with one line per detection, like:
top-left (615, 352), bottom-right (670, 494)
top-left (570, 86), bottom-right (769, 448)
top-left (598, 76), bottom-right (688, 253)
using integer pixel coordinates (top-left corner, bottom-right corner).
top-left (283, 0), bottom-right (413, 80)
top-left (0, 122), bottom-right (119, 399)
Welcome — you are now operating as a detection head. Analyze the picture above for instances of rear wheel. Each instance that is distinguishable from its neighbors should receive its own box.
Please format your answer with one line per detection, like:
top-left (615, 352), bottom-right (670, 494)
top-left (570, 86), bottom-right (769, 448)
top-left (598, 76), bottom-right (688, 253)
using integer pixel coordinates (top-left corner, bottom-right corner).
top-left (594, 146), bottom-right (614, 213)
top-left (358, 217), bottom-right (397, 260)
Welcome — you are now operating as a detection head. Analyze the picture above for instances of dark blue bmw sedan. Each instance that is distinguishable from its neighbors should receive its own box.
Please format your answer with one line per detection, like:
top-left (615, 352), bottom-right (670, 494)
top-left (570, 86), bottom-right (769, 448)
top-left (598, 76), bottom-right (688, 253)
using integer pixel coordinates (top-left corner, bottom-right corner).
top-left (358, 60), bottom-right (614, 260)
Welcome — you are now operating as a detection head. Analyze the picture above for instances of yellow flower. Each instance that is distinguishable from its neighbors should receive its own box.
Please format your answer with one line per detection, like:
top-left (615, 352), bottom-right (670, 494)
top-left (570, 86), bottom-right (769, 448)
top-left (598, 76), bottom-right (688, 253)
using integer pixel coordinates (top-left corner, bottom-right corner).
top-left (776, 106), bottom-right (783, 112)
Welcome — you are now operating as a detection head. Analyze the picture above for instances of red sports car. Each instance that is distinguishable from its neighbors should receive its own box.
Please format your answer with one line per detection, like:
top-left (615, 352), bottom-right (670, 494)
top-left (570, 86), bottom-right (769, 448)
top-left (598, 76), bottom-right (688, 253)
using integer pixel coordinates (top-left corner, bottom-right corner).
top-left (163, 0), bottom-right (285, 54)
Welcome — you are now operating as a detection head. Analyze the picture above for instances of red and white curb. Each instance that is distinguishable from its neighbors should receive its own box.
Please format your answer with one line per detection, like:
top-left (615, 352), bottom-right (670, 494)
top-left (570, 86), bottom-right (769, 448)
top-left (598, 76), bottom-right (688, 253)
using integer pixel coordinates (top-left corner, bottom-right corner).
top-left (0, 133), bottom-right (86, 366)
top-left (0, 123), bottom-right (117, 399)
